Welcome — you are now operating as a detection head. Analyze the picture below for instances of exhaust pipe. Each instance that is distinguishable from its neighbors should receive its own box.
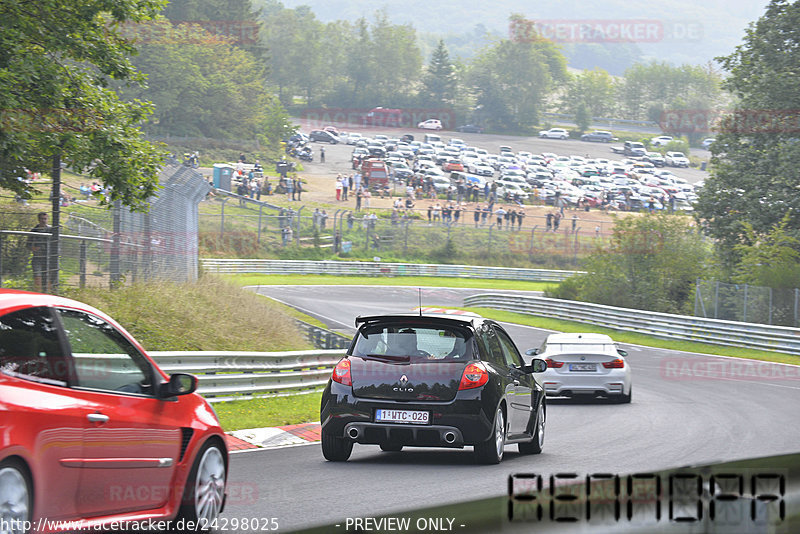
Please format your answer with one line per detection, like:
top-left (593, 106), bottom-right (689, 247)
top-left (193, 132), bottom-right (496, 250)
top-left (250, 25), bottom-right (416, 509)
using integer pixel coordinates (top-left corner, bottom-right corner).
top-left (443, 432), bottom-right (456, 444)
top-left (347, 427), bottom-right (360, 439)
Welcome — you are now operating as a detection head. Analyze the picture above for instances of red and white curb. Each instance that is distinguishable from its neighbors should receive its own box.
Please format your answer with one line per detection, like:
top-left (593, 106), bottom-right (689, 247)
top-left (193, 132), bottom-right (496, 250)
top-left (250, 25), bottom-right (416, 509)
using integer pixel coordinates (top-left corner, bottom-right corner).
top-left (226, 422), bottom-right (321, 452)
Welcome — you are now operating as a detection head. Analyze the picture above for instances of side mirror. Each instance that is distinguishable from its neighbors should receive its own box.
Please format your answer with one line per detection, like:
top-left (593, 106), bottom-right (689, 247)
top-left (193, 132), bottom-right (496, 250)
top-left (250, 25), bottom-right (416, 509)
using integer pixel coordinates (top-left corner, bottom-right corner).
top-left (525, 348), bottom-right (539, 356)
top-left (524, 359), bottom-right (548, 373)
top-left (160, 373), bottom-right (198, 398)
top-left (617, 349), bottom-right (628, 357)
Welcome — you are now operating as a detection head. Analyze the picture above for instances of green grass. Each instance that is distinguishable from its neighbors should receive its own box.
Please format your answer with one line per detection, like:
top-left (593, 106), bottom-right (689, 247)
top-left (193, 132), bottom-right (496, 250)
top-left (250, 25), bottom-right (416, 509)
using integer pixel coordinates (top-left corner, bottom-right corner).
top-left (225, 273), bottom-right (557, 292)
top-left (213, 392), bottom-right (322, 431)
top-left (63, 276), bottom-right (311, 352)
top-left (465, 307), bottom-right (800, 365)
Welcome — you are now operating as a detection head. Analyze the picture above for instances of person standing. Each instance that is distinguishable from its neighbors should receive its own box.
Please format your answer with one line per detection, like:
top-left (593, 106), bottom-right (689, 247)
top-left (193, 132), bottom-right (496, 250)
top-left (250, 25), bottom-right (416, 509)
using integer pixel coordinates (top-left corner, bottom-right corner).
top-left (285, 177), bottom-right (294, 200)
top-left (335, 179), bottom-right (342, 201)
top-left (355, 187), bottom-right (363, 211)
top-left (363, 188), bottom-right (371, 209)
top-left (341, 175), bottom-right (349, 201)
top-left (27, 212), bottom-right (51, 292)
top-left (320, 146), bottom-right (325, 163)
top-left (294, 178), bottom-right (302, 200)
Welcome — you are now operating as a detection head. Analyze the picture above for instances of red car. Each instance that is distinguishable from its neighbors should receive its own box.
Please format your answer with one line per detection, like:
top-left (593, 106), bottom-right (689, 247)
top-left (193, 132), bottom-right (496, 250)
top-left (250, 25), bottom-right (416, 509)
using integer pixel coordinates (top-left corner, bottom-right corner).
top-left (0, 289), bottom-right (227, 532)
top-left (442, 159), bottom-right (465, 172)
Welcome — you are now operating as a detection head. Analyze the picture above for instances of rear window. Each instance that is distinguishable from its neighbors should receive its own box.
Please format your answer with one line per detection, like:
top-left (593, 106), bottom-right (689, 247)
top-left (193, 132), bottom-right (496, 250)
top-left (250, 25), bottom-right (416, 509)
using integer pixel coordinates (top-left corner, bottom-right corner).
top-left (352, 324), bottom-right (473, 361)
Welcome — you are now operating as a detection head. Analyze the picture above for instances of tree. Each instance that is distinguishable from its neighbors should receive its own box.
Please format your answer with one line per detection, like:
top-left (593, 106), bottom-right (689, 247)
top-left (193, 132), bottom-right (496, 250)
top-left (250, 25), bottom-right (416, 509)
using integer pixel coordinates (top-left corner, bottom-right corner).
top-left (0, 0), bottom-right (167, 208)
top-left (694, 0), bottom-right (800, 268)
top-left (560, 68), bottom-right (616, 123)
top-left (421, 40), bottom-right (457, 107)
top-left (617, 62), bottom-right (722, 125)
top-left (549, 214), bottom-right (709, 314)
top-left (468, 16), bottom-right (567, 131)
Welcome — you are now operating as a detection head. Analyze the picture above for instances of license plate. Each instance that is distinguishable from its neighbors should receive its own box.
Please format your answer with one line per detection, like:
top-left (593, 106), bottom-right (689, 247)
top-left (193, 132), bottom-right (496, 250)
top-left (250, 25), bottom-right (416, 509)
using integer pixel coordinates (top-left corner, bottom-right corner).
top-left (569, 363), bottom-right (596, 372)
top-left (375, 409), bottom-right (430, 425)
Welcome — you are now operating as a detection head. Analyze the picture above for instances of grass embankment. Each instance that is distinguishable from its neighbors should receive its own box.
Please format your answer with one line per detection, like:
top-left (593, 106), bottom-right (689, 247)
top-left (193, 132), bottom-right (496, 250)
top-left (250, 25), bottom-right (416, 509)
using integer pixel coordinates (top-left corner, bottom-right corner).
top-left (65, 276), bottom-right (310, 352)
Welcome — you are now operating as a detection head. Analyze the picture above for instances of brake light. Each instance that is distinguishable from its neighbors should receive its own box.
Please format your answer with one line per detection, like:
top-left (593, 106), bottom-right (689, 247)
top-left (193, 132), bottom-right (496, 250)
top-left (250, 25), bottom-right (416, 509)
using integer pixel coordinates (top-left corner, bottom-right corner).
top-left (602, 359), bottom-right (625, 369)
top-left (545, 358), bottom-right (564, 368)
top-left (458, 362), bottom-right (489, 390)
top-left (332, 358), bottom-right (352, 386)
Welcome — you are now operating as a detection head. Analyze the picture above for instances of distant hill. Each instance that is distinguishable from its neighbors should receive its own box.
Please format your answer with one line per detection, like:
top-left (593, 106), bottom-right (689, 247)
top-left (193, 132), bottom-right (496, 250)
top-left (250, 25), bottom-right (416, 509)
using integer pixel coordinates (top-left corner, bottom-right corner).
top-left (269, 0), bottom-right (769, 71)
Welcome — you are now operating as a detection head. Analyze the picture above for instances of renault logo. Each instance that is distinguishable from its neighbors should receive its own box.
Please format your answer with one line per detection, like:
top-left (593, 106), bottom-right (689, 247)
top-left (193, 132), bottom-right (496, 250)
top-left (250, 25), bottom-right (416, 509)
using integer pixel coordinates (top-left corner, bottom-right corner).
top-left (580, 356), bottom-right (586, 361)
top-left (400, 375), bottom-right (408, 385)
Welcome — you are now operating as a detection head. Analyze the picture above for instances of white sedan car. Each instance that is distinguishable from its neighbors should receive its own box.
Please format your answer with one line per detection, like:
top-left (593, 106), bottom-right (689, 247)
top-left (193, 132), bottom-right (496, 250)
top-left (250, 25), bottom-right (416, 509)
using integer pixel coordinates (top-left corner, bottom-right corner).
top-left (665, 151), bottom-right (690, 167)
top-left (469, 162), bottom-right (494, 177)
top-left (538, 128), bottom-right (569, 140)
top-left (527, 333), bottom-right (632, 403)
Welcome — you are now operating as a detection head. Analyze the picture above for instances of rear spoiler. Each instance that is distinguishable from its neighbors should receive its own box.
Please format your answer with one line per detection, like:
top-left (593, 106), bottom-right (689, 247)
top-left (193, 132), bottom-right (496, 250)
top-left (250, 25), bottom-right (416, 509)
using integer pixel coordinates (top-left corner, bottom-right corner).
top-left (355, 313), bottom-right (479, 327)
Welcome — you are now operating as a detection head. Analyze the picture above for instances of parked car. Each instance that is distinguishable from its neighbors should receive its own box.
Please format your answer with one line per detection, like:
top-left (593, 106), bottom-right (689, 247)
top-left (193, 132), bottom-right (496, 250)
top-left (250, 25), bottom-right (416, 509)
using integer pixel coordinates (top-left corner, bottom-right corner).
top-left (528, 332), bottom-right (631, 403)
top-left (309, 129), bottom-right (339, 144)
top-left (538, 128), bottom-right (569, 140)
top-left (701, 138), bottom-right (716, 149)
top-left (650, 135), bottom-right (674, 147)
top-left (345, 132), bottom-right (364, 145)
top-left (320, 313), bottom-right (548, 463)
top-left (581, 130), bottom-right (614, 143)
top-left (418, 119), bottom-right (443, 130)
top-left (0, 289), bottom-right (228, 530)
top-left (457, 124), bottom-right (484, 133)
top-left (645, 151), bottom-right (666, 166)
top-left (665, 151), bottom-right (690, 167)
top-left (443, 159), bottom-right (465, 172)
top-left (468, 162), bottom-right (494, 177)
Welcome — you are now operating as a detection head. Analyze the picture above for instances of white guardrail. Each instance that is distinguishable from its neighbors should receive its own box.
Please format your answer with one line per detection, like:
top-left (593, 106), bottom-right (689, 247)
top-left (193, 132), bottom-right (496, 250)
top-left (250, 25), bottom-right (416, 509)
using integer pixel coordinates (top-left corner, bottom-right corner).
top-left (464, 293), bottom-right (800, 355)
top-left (149, 350), bottom-right (344, 403)
top-left (200, 259), bottom-right (581, 282)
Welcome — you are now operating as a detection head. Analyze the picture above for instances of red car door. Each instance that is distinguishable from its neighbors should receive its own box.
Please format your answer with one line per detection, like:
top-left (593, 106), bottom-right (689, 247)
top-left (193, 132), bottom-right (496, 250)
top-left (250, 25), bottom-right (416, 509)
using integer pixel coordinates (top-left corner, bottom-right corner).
top-left (56, 308), bottom-right (181, 517)
top-left (0, 306), bottom-right (84, 520)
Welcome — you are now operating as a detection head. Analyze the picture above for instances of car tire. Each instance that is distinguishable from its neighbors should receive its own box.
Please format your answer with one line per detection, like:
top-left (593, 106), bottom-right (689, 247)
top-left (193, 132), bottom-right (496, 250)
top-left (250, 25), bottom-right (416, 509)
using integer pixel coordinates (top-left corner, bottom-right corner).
top-left (618, 386), bottom-right (632, 404)
top-left (0, 458), bottom-right (32, 532)
top-left (177, 441), bottom-right (226, 526)
top-left (379, 443), bottom-right (403, 452)
top-left (560, 135), bottom-right (567, 140)
top-left (519, 401), bottom-right (545, 455)
top-left (474, 406), bottom-right (505, 464)
top-left (321, 427), bottom-right (353, 461)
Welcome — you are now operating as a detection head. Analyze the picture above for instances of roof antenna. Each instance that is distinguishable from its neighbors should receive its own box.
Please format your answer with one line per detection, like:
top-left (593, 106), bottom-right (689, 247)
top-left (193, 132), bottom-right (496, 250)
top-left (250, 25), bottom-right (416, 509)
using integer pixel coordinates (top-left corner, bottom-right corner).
top-left (419, 288), bottom-right (423, 316)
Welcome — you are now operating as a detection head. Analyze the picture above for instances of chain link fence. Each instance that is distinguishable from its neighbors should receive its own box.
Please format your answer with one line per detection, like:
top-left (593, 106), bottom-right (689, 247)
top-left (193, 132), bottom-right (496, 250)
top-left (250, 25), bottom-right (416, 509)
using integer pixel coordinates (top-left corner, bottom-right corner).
top-left (199, 190), bottom-right (613, 268)
top-left (694, 279), bottom-right (800, 327)
top-left (0, 164), bottom-right (210, 292)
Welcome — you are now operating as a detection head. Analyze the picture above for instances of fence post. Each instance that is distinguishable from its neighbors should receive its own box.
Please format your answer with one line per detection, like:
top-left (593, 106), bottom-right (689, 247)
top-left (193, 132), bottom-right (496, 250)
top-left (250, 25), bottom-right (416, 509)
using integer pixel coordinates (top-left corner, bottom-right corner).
top-left (714, 281), bottom-right (719, 319)
top-left (795, 288), bottom-right (799, 327)
top-left (110, 201), bottom-right (121, 288)
top-left (79, 240), bottom-right (87, 288)
top-left (768, 287), bottom-right (773, 325)
top-left (487, 223), bottom-right (494, 255)
top-left (220, 198), bottom-right (227, 240)
top-left (295, 207), bottom-right (304, 248)
top-left (743, 284), bottom-right (748, 323)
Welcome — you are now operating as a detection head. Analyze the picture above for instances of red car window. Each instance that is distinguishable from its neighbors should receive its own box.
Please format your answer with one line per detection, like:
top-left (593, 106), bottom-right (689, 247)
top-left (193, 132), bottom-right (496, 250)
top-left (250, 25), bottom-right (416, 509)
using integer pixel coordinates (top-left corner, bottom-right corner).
top-left (0, 306), bottom-right (70, 385)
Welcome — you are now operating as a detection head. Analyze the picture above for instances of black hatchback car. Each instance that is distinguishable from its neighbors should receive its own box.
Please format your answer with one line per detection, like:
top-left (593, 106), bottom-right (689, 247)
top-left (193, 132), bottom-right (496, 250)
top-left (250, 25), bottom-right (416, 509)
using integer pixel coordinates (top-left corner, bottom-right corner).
top-left (320, 314), bottom-right (547, 463)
